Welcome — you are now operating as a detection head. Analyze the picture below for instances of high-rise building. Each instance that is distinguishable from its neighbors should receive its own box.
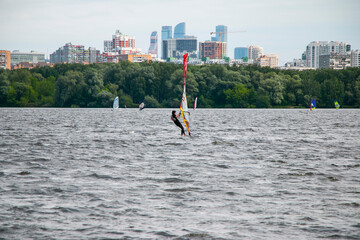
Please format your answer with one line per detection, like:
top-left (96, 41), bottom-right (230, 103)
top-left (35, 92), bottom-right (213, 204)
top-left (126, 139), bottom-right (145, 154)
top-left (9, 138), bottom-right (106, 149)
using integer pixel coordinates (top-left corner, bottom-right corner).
top-left (50, 43), bottom-right (96, 64)
top-left (174, 22), bottom-right (185, 39)
top-left (0, 50), bottom-right (11, 70)
top-left (248, 45), bottom-right (264, 61)
top-left (10, 50), bottom-right (45, 66)
top-left (351, 50), bottom-right (360, 67)
top-left (104, 40), bottom-right (113, 52)
top-left (148, 31), bottom-right (158, 58)
top-left (112, 30), bottom-right (139, 54)
top-left (258, 54), bottom-right (278, 68)
top-left (210, 25), bottom-right (228, 57)
top-left (161, 26), bottom-right (172, 42)
top-left (319, 53), bottom-right (351, 69)
top-left (199, 41), bottom-right (226, 60)
top-left (89, 47), bottom-right (97, 63)
top-left (163, 37), bottom-right (197, 59)
top-left (211, 25), bottom-right (228, 43)
top-left (305, 41), bottom-right (351, 69)
top-left (234, 47), bottom-right (248, 59)
top-left (161, 26), bottom-right (172, 59)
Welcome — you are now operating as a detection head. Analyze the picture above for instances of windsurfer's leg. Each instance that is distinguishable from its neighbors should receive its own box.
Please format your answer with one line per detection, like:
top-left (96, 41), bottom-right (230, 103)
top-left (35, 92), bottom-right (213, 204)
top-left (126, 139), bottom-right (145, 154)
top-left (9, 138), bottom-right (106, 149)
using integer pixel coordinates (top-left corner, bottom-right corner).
top-left (180, 126), bottom-right (185, 136)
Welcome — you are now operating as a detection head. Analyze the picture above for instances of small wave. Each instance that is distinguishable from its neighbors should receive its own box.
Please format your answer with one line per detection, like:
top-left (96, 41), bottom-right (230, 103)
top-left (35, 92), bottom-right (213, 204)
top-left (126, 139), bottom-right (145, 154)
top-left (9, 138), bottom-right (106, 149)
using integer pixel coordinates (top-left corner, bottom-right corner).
top-left (154, 231), bottom-right (177, 238)
top-left (299, 216), bottom-right (316, 222)
top-left (176, 232), bottom-right (222, 240)
top-left (327, 176), bottom-right (339, 181)
top-left (269, 159), bottom-right (286, 164)
top-left (322, 234), bottom-right (360, 239)
top-left (211, 141), bottom-right (235, 146)
top-left (33, 141), bottom-right (44, 146)
top-left (47, 187), bottom-right (63, 193)
top-left (53, 206), bottom-right (80, 213)
top-left (215, 164), bottom-right (230, 169)
top-left (352, 223), bottom-right (360, 228)
top-left (86, 173), bottom-right (115, 179)
top-left (344, 164), bottom-right (360, 169)
top-left (339, 202), bottom-right (360, 208)
top-left (10, 205), bottom-right (36, 214)
top-left (165, 142), bottom-right (181, 146)
top-left (17, 171), bottom-right (31, 175)
top-left (165, 187), bottom-right (201, 192)
top-left (162, 177), bottom-right (187, 183)
top-left (75, 226), bottom-right (98, 232)
top-left (280, 171), bottom-right (321, 177)
top-left (226, 191), bottom-right (236, 196)
top-left (97, 202), bottom-right (120, 209)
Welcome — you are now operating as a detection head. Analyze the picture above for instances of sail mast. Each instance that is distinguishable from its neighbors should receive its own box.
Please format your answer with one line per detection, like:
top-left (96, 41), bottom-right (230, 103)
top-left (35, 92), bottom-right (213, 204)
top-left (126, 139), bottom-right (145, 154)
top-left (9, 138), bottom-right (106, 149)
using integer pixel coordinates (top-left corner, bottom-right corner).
top-left (180, 53), bottom-right (191, 135)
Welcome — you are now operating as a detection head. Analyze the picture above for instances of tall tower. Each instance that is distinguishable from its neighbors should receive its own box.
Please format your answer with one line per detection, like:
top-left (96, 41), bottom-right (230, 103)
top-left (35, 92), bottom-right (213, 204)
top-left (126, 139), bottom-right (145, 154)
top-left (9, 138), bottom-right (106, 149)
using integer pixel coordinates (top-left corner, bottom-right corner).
top-left (112, 30), bottom-right (136, 54)
top-left (214, 25), bottom-right (227, 43)
top-left (161, 26), bottom-right (172, 42)
top-left (211, 25), bottom-right (228, 57)
top-left (148, 31), bottom-right (158, 58)
top-left (161, 26), bottom-right (172, 59)
top-left (174, 22), bottom-right (185, 39)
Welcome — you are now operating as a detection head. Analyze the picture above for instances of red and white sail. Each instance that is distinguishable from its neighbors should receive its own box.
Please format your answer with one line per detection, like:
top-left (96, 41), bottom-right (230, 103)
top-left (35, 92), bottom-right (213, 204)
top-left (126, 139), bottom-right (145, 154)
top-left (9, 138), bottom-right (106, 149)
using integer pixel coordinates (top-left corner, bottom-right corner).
top-left (180, 53), bottom-right (191, 135)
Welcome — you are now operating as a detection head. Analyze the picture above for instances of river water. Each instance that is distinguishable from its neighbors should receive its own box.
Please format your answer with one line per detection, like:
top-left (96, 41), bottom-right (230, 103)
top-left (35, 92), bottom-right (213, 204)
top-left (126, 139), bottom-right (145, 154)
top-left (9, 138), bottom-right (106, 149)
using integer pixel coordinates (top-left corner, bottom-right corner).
top-left (0, 108), bottom-right (359, 239)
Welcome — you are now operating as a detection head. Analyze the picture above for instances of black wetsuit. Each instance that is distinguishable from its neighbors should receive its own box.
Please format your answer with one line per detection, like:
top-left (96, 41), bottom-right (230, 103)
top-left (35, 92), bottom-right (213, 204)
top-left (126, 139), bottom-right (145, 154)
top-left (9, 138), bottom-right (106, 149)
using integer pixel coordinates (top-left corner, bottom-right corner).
top-left (171, 113), bottom-right (185, 135)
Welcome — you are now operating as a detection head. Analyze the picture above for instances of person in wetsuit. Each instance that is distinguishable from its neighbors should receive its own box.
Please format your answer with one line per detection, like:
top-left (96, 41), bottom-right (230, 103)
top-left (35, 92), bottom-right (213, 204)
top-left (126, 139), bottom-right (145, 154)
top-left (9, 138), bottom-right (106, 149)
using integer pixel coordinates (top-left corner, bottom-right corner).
top-left (171, 110), bottom-right (185, 136)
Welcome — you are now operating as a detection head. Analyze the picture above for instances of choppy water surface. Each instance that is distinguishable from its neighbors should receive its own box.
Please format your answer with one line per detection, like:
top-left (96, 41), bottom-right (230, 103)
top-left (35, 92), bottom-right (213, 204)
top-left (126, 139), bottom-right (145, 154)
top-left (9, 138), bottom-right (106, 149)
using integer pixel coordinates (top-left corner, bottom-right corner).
top-left (0, 108), bottom-right (359, 239)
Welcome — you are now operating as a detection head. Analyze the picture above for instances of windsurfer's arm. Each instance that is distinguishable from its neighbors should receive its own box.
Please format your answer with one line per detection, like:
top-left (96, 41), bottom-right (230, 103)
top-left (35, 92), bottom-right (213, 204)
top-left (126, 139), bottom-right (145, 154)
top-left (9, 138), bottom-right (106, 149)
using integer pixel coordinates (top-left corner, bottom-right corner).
top-left (176, 113), bottom-right (181, 118)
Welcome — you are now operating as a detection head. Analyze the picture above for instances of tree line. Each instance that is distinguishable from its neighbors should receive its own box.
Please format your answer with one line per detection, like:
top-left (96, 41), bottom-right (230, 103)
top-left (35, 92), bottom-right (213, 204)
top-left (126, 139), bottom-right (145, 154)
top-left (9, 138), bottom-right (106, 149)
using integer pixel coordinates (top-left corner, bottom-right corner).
top-left (0, 62), bottom-right (359, 108)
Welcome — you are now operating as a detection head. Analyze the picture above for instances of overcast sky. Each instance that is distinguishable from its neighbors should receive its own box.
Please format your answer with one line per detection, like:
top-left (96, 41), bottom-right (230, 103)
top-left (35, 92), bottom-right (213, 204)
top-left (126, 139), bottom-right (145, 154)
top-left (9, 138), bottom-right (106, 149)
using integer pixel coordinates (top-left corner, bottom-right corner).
top-left (1, 0), bottom-right (359, 65)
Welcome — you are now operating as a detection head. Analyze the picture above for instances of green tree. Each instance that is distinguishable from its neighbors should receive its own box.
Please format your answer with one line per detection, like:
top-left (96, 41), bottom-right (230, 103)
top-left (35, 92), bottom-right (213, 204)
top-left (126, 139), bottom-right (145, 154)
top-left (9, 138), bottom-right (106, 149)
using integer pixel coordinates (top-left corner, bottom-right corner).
top-left (224, 83), bottom-right (251, 108)
top-left (84, 68), bottom-right (104, 106)
top-left (144, 95), bottom-right (159, 108)
top-left (258, 72), bottom-right (285, 106)
top-left (320, 77), bottom-right (344, 107)
top-left (96, 89), bottom-right (113, 107)
top-left (55, 71), bottom-right (86, 107)
top-left (0, 71), bottom-right (10, 105)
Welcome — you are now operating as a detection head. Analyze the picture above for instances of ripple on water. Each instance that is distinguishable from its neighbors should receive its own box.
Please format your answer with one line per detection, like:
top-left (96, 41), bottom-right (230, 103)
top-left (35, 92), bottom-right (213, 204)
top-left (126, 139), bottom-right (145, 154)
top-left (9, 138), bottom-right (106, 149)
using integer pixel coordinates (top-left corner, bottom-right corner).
top-left (1, 108), bottom-right (359, 239)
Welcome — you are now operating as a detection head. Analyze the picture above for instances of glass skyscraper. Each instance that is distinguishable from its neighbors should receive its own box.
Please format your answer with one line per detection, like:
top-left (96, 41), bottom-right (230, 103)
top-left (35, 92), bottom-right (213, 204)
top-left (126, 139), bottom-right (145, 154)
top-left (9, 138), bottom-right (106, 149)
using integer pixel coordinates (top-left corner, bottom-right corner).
top-left (161, 26), bottom-right (172, 42)
top-left (148, 31), bottom-right (158, 58)
top-left (174, 22), bottom-right (185, 39)
top-left (162, 37), bottom-right (197, 60)
top-left (234, 47), bottom-right (248, 59)
top-left (212, 25), bottom-right (227, 43)
top-left (161, 26), bottom-right (172, 59)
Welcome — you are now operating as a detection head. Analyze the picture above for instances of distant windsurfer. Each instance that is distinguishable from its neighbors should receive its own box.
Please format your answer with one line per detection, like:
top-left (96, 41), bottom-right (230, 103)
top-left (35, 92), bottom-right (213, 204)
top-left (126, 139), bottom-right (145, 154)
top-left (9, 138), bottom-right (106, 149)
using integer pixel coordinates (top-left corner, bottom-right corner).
top-left (171, 110), bottom-right (185, 136)
top-left (139, 102), bottom-right (145, 111)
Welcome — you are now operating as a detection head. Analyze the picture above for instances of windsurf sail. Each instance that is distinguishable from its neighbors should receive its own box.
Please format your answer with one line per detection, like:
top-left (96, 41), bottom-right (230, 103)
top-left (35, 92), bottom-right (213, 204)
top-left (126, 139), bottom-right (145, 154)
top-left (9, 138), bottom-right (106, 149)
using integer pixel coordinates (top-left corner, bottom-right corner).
top-left (113, 96), bottom-right (119, 109)
top-left (194, 97), bottom-right (198, 110)
top-left (310, 99), bottom-right (316, 111)
top-left (180, 53), bottom-right (191, 135)
top-left (334, 99), bottom-right (340, 109)
top-left (139, 102), bottom-right (145, 111)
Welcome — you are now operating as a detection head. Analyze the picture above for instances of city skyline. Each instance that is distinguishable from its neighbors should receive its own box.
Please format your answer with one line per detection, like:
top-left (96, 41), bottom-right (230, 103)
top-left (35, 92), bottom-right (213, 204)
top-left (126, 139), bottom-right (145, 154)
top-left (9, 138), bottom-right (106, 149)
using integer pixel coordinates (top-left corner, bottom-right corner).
top-left (1, 0), bottom-right (359, 65)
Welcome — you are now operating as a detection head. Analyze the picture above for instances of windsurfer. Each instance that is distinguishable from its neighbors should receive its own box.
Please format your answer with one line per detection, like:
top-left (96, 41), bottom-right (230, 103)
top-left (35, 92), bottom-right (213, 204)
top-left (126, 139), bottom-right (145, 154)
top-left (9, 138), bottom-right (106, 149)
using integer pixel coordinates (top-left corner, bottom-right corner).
top-left (171, 110), bottom-right (185, 136)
